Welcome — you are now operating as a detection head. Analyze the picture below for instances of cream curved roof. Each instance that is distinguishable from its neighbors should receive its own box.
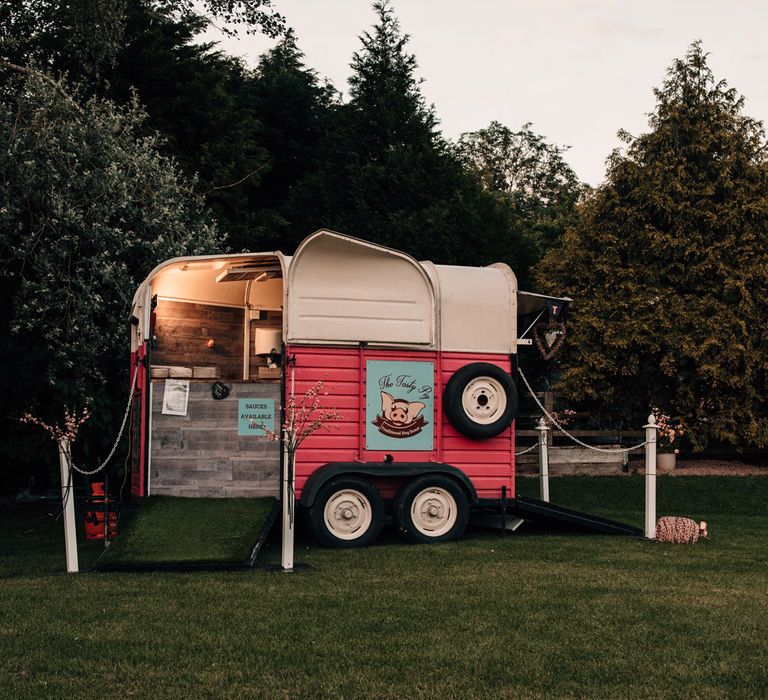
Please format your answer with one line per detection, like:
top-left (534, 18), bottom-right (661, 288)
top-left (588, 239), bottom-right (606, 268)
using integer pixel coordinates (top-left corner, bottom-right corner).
top-left (131, 230), bottom-right (563, 354)
top-left (431, 262), bottom-right (516, 353)
top-left (286, 231), bottom-right (436, 347)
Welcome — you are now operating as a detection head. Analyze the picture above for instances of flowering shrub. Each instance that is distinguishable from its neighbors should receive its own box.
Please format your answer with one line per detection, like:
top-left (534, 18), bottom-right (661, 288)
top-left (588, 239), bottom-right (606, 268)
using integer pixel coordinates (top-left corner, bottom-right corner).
top-left (652, 407), bottom-right (685, 453)
top-left (251, 370), bottom-right (340, 451)
top-left (20, 407), bottom-right (90, 443)
top-left (250, 370), bottom-right (340, 530)
top-left (543, 408), bottom-right (577, 431)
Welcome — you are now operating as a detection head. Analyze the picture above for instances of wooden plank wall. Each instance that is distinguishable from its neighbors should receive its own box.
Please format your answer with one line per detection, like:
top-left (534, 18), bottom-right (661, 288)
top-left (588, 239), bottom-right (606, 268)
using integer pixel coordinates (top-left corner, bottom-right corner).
top-left (153, 300), bottom-right (244, 380)
top-left (150, 382), bottom-right (281, 497)
top-left (516, 446), bottom-right (624, 475)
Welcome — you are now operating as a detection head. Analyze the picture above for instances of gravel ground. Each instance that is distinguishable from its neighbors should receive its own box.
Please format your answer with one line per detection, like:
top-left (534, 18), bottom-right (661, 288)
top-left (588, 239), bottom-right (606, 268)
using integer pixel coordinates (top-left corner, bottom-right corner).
top-left (668, 458), bottom-right (768, 476)
top-left (519, 455), bottom-right (768, 477)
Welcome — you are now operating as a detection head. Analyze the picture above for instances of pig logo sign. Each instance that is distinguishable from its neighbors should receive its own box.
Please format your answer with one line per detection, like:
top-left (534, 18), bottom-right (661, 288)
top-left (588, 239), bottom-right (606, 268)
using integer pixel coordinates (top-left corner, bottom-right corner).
top-left (372, 392), bottom-right (428, 439)
top-left (366, 360), bottom-right (434, 451)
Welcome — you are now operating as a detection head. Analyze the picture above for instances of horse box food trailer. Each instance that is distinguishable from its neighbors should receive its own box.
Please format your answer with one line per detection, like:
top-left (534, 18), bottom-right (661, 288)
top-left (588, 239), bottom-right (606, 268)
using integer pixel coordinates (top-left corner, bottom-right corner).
top-left (129, 229), bottom-right (567, 547)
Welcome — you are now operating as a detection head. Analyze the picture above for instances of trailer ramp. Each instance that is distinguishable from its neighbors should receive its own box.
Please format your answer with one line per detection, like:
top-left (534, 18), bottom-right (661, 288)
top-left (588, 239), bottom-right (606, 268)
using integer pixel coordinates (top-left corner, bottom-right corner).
top-left (512, 496), bottom-right (642, 536)
top-left (94, 496), bottom-right (279, 572)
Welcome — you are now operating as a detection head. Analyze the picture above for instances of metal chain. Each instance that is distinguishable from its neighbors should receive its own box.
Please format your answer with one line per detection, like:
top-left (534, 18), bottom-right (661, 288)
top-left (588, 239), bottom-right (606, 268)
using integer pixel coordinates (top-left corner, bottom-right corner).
top-left (517, 367), bottom-right (647, 454)
top-left (514, 443), bottom-right (539, 456)
top-left (68, 364), bottom-right (140, 475)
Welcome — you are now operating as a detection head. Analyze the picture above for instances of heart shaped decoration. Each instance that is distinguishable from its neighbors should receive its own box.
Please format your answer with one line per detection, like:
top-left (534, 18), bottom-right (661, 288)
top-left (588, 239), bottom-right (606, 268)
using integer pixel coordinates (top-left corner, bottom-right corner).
top-left (533, 321), bottom-right (567, 360)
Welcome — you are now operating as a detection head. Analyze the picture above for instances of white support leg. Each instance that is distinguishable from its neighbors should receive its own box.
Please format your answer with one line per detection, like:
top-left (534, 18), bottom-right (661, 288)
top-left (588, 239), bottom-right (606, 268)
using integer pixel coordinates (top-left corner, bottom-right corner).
top-left (58, 438), bottom-right (79, 573)
top-left (281, 448), bottom-right (295, 571)
top-left (644, 414), bottom-right (658, 539)
top-left (536, 418), bottom-right (550, 502)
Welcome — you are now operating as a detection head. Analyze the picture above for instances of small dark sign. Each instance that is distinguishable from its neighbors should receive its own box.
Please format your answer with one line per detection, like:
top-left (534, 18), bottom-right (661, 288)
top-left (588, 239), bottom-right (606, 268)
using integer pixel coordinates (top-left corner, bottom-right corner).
top-left (546, 299), bottom-right (568, 321)
top-left (211, 382), bottom-right (231, 400)
top-left (533, 321), bottom-right (567, 360)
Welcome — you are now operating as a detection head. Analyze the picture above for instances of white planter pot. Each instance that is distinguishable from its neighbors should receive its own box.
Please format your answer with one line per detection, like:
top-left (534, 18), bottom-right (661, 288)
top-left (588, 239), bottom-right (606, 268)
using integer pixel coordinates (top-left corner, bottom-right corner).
top-left (657, 452), bottom-right (677, 473)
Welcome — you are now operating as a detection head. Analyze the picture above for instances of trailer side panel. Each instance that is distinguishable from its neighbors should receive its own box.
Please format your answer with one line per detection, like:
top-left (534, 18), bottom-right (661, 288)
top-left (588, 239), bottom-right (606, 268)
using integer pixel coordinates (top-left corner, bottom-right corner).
top-left (289, 345), bottom-right (515, 500)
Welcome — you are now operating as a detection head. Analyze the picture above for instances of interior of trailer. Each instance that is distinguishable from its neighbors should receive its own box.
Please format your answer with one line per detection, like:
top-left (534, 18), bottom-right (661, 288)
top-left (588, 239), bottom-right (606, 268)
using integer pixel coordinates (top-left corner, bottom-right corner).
top-left (130, 253), bottom-right (287, 498)
top-left (139, 254), bottom-right (287, 383)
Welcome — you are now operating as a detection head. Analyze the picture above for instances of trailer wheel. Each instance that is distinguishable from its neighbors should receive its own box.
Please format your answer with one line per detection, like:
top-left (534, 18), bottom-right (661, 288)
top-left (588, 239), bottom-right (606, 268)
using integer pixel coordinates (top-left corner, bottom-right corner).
top-left (443, 363), bottom-right (517, 440)
top-left (307, 478), bottom-right (384, 548)
top-left (395, 476), bottom-right (469, 544)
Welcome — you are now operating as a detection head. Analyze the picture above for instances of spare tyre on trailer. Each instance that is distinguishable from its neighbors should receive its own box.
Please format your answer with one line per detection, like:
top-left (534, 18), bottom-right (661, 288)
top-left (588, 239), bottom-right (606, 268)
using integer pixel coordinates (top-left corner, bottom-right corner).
top-left (443, 362), bottom-right (519, 440)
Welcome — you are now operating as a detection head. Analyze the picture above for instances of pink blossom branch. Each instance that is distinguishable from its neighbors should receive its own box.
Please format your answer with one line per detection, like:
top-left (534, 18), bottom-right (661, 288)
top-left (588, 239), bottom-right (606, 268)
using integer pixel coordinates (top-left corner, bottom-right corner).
top-left (248, 370), bottom-right (341, 454)
top-left (19, 406), bottom-right (91, 443)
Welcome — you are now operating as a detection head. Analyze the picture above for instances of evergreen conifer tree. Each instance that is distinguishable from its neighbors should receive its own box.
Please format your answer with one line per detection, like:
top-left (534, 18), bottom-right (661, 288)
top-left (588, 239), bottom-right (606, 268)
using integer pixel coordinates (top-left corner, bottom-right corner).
top-left (245, 30), bottom-right (338, 253)
top-left (536, 43), bottom-right (768, 448)
top-left (286, 2), bottom-right (525, 270)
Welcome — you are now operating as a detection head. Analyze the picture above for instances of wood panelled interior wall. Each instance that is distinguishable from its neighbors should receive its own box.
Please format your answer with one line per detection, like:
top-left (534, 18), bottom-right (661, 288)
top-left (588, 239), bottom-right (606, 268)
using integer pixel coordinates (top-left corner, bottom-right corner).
top-left (151, 382), bottom-right (281, 498)
top-left (153, 300), bottom-right (244, 380)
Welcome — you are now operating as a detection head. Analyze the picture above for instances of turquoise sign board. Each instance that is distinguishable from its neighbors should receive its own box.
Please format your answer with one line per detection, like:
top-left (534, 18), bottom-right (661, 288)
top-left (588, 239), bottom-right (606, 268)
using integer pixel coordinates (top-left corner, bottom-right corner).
top-left (366, 360), bottom-right (434, 451)
top-left (238, 398), bottom-right (275, 436)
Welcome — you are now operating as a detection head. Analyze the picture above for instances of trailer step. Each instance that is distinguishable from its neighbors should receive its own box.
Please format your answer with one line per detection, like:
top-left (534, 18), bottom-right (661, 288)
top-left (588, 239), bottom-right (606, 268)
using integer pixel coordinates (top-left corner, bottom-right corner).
top-left (512, 496), bottom-right (642, 536)
top-left (470, 513), bottom-right (525, 532)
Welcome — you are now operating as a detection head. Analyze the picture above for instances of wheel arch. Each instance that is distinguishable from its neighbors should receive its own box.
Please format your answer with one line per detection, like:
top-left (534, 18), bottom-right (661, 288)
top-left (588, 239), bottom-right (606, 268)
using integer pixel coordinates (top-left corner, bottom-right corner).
top-left (299, 463), bottom-right (478, 508)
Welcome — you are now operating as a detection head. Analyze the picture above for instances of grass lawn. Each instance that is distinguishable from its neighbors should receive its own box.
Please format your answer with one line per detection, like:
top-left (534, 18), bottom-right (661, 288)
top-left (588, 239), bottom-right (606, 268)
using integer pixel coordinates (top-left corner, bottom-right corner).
top-left (1, 476), bottom-right (766, 699)
top-left (95, 496), bottom-right (277, 569)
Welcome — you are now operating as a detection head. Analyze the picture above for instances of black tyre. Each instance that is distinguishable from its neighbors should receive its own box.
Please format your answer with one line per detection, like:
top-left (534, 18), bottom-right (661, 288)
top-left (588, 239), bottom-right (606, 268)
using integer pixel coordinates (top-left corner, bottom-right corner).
top-left (307, 477), bottom-right (384, 548)
top-left (443, 362), bottom-right (517, 439)
top-left (394, 475), bottom-right (469, 544)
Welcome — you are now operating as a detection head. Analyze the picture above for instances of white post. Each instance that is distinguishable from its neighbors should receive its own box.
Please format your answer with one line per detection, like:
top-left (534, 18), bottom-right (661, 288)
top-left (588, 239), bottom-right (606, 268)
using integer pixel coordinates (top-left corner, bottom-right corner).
top-left (536, 418), bottom-right (550, 502)
top-left (644, 414), bottom-right (658, 539)
top-left (281, 447), bottom-right (295, 571)
top-left (57, 438), bottom-right (79, 573)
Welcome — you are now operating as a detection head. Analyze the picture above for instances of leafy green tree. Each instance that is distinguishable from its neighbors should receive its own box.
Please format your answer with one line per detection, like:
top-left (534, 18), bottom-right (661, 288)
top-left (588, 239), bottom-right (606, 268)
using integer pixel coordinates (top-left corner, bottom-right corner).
top-left (1, 2), bottom-right (286, 253)
top-left (0, 0), bottom-right (283, 81)
top-left (285, 2), bottom-right (527, 270)
top-left (0, 70), bottom-right (223, 489)
top-left (454, 121), bottom-right (586, 258)
top-left (535, 43), bottom-right (768, 448)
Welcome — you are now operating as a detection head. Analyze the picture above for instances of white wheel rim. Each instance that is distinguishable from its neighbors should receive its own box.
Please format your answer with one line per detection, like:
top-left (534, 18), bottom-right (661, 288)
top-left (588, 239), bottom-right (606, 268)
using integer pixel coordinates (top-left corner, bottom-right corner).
top-left (323, 489), bottom-right (373, 541)
top-left (410, 487), bottom-right (457, 538)
top-left (461, 376), bottom-right (507, 425)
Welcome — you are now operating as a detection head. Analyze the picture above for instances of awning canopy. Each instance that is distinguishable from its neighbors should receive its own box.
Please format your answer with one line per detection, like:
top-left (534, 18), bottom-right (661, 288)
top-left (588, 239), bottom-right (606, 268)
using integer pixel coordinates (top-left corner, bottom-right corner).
top-left (517, 290), bottom-right (572, 318)
top-left (517, 291), bottom-right (572, 339)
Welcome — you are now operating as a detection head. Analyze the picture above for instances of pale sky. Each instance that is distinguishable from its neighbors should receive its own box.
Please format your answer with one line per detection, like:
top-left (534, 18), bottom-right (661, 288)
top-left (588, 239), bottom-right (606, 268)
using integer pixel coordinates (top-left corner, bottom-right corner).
top-left (201, 0), bottom-right (768, 187)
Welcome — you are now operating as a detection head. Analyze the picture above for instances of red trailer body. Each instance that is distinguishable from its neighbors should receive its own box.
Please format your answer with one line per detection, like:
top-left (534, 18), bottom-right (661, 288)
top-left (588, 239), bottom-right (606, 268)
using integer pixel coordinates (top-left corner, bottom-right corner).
top-left (290, 346), bottom-right (515, 501)
top-left (129, 230), bottom-right (565, 546)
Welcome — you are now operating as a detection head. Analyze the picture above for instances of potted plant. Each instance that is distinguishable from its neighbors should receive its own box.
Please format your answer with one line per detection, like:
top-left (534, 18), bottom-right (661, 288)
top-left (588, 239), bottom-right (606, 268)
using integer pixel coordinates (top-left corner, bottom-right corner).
top-left (651, 407), bottom-right (685, 472)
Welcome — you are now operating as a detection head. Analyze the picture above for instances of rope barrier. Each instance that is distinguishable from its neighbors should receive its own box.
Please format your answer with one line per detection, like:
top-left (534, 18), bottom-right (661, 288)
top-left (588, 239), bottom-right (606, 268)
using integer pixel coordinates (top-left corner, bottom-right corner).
top-left (517, 367), bottom-right (647, 455)
top-left (64, 362), bottom-right (643, 474)
top-left (68, 363), bottom-right (140, 476)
